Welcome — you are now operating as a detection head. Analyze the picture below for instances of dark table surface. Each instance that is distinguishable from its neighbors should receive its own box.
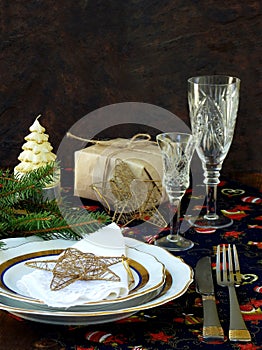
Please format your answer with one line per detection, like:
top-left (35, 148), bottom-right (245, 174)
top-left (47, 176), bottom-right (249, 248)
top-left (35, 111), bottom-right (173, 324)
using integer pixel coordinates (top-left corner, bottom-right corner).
top-left (1, 175), bottom-right (262, 350)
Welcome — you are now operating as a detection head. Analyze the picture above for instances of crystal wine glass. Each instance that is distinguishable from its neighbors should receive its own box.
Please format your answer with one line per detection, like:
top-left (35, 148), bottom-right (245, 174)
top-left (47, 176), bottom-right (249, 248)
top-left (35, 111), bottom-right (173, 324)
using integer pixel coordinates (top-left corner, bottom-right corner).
top-left (188, 75), bottom-right (240, 228)
top-left (155, 132), bottom-right (196, 251)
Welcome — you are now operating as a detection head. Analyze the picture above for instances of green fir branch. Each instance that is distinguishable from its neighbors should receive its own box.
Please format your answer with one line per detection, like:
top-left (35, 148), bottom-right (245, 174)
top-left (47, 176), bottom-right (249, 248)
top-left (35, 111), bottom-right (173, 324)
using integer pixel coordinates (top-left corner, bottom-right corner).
top-left (2, 209), bottom-right (110, 240)
top-left (0, 164), bottom-right (58, 208)
top-left (0, 164), bottom-right (111, 243)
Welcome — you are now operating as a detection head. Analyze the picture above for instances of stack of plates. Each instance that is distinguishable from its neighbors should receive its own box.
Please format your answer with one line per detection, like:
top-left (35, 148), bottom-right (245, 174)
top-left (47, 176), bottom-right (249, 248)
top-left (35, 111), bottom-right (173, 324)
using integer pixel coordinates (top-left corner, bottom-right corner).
top-left (0, 237), bottom-right (193, 325)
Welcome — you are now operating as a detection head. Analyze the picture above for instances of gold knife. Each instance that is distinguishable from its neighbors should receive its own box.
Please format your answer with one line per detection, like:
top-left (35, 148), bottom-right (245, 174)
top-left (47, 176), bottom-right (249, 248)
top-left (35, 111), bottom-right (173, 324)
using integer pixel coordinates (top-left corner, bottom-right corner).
top-left (195, 256), bottom-right (225, 343)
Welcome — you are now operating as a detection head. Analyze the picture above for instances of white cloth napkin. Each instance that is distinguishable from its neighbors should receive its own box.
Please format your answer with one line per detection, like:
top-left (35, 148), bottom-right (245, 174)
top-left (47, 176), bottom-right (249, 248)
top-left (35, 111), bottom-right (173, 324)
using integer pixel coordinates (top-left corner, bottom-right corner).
top-left (16, 223), bottom-right (129, 308)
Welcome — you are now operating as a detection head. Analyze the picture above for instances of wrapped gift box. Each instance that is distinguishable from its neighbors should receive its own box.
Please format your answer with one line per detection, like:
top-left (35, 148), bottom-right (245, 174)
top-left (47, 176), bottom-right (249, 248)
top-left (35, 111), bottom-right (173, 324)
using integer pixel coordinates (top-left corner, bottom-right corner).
top-left (74, 136), bottom-right (164, 214)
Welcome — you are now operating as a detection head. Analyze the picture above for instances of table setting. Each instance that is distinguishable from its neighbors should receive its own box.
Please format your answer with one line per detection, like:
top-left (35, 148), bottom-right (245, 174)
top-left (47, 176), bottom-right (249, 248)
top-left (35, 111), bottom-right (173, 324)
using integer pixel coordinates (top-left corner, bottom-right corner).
top-left (0, 225), bottom-right (193, 326)
top-left (0, 75), bottom-right (261, 349)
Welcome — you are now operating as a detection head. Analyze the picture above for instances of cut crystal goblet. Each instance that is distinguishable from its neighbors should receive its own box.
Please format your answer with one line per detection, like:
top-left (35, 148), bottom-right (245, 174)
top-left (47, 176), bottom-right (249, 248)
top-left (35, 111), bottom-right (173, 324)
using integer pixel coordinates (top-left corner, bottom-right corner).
top-left (155, 132), bottom-right (196, 251)
top-left (188, 75), bottom-right (240, 228)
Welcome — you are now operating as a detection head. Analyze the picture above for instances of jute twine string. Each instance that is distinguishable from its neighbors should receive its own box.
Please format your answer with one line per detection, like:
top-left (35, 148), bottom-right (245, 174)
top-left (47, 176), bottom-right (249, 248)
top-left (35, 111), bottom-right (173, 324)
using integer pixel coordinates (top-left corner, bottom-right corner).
top-left (66, 132), bottom-right (156, 147)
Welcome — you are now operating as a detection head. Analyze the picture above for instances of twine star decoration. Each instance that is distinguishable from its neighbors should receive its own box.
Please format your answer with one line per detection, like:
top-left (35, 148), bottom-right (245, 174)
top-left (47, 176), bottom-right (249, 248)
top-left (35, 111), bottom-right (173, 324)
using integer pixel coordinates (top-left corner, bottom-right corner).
top-left (26, 248), bottom-right (132, 291)
top-left (91, 159), bottom-right (167, 227)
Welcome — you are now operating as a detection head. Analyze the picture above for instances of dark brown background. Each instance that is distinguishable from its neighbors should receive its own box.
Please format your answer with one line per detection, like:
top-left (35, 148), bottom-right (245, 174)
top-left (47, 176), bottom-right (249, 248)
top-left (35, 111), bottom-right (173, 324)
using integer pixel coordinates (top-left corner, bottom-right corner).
top-left (0, 0), bottom-right (261, 186)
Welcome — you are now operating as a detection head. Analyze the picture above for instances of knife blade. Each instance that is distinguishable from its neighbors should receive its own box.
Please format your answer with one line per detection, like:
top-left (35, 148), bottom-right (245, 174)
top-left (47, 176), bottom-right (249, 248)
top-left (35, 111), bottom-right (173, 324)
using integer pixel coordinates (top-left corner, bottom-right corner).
top-left (195, 256), bottom-right (224, 343)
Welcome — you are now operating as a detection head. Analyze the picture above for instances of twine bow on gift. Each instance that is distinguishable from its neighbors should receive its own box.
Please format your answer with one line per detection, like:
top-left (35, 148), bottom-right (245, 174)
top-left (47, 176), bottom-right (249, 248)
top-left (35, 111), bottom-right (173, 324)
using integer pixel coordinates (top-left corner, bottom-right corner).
top-left (26, 248), bottom-right (133, 291)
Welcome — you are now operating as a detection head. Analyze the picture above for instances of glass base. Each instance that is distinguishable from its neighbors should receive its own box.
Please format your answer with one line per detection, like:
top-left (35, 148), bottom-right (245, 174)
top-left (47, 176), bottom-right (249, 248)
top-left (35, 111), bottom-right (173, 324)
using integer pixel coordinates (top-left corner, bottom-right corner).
top-left (154, 234), bottom-right (194, 252)
top-left (189, 214), bottom-right (233, 229)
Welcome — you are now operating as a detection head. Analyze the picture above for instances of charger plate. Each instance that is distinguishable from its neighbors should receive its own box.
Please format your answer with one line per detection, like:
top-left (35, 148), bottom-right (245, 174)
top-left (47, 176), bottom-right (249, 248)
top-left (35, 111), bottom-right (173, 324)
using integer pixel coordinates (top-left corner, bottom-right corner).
top-left (0, 243), bottom-right (165, 311)
top-left (0, 237), bottom-right (193, 325)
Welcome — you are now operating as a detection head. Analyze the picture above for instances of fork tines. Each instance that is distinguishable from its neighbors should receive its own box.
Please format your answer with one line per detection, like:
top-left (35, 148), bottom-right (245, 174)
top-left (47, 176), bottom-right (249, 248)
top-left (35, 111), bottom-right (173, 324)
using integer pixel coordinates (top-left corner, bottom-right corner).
top-left (217, 244), bottom-right (242, 286)
top-left (216, 244), bottom-right (251, 342)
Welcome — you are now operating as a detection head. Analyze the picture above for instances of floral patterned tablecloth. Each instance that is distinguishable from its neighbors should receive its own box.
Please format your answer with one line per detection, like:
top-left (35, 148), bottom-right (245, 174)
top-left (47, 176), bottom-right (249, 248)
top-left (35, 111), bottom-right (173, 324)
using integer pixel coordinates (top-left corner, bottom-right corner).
top-left (1, 174), bottom-right (262, 350)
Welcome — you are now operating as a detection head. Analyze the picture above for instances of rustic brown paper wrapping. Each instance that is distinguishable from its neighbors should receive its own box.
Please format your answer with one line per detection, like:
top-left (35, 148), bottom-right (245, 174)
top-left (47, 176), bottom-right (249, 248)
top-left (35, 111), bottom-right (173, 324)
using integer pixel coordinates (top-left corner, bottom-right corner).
top-left (74, 137), bottom-right (164, 207)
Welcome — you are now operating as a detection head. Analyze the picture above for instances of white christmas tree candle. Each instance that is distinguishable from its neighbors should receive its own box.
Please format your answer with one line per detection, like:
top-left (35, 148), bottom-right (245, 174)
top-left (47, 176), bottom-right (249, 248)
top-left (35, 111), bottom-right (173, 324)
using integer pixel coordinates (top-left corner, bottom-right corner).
top-left (14, 115), bottom-right (56, 175)
top-left (14, 115), bottom-right (60, 199)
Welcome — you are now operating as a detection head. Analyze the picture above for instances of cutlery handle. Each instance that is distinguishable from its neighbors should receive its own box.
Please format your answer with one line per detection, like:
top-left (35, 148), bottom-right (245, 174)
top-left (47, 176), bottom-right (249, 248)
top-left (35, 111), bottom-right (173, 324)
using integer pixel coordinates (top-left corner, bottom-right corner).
top-left (202, 295), bottom-right (224, 343)
top-left (228, 286), bottom-right (251, 342)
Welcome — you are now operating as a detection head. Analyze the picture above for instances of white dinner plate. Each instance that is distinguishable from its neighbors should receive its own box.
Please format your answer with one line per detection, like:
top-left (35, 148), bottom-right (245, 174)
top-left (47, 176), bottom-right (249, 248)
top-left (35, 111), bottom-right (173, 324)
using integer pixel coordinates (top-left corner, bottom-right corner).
top-left (0, 243), bottom-right (165, 311)
top-left (0, 237), bottom-right (193, 325)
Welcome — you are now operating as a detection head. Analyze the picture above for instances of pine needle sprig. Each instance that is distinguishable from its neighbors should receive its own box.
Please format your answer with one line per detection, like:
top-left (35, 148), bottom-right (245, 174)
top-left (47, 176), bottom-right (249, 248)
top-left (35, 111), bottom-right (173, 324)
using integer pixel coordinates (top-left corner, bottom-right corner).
top-left (0, 164), bottom-right (112, 243)
top-left (60, 208), bottom-right (111, 237)
top-left (2, 208), bottom-right (111, 240)
top-left (0, 164), bottom-right (58, 208)
top-left (15, 161), bottom-right (59, 188)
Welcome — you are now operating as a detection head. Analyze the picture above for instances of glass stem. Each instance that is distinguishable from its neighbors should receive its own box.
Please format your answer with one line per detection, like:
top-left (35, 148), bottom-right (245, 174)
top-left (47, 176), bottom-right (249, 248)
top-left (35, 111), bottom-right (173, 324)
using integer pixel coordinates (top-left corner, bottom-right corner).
top-left (168, 198), bottom-right (181, 241)
top-left (203, 164), bottom-right (222, 220)
top-left (205, 184), bottom-right (219, 220)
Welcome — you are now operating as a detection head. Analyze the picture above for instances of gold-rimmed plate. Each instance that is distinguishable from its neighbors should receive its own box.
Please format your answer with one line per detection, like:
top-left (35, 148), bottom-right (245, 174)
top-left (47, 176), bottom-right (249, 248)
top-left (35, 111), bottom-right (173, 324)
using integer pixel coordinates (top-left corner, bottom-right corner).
top-left (0, 243), bottom-right (165, 312)
top-left (0, 237), bottom-right (193, 325)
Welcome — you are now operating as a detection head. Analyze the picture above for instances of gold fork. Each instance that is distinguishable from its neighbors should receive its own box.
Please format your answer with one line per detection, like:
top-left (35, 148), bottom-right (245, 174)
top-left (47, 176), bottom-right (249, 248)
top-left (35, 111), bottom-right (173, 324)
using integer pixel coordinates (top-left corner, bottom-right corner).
top-left (216, 244), bottom-right (251, 342)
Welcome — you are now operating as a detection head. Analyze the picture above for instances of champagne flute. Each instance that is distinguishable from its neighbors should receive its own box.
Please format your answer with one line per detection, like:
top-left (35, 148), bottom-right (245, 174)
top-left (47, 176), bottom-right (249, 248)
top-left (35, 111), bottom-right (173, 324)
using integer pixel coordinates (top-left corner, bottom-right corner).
top-left (188, 75), bottom-right (240, 228)
top-left (155, 132), bottom-right (196, 251)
